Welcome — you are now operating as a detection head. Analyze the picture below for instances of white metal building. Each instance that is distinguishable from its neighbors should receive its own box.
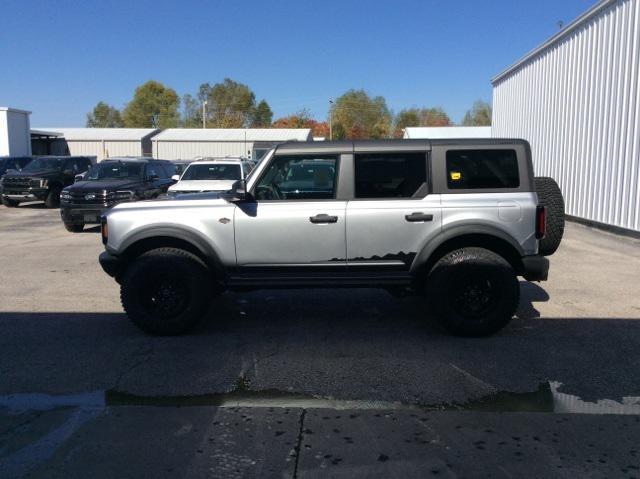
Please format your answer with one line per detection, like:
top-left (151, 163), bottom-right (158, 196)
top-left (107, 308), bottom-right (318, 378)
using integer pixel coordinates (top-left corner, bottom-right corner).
top-left (403, 126), bottom-right (492, 139)
top-left (151, 128), bottom-right (313, 161)
top-left (37, 128), bottom-right (159, 161)
top-left (492, 0), bottom-right (640, 232)
top-left (0, 107), bottom-right (32, 156)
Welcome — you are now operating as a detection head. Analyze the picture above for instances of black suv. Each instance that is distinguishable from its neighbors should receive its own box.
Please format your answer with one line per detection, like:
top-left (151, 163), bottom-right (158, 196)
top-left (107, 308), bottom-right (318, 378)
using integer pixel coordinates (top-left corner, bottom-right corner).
top-left (1, 156), bottom-right (95, 208)
top-left (60, 157), bottom-right (177, 232)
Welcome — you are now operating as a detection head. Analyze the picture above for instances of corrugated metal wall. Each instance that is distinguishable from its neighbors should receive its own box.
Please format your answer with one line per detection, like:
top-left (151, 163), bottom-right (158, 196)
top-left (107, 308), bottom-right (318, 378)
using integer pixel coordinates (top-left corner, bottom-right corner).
top-left (492, 0), bottom-right (640, 232)
top-left (152, 141), bottom-right (254, 160)
top-left (50, 140), bottom-right (144, 161)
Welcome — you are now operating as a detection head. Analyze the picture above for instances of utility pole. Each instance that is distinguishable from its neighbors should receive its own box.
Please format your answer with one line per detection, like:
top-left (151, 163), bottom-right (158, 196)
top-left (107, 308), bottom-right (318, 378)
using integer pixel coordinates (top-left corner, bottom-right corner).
top-left (329, 99), bottom-right (334, 141)
top-left (202, 101), bottom-right (207, 129)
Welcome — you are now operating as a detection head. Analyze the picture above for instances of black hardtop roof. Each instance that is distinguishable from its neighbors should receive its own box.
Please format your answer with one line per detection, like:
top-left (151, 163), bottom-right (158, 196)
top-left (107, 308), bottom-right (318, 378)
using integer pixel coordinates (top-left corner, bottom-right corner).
top-left (100, 157), bottom-right (171, 163)
top-left (274, 138), bottom-right (529, 154)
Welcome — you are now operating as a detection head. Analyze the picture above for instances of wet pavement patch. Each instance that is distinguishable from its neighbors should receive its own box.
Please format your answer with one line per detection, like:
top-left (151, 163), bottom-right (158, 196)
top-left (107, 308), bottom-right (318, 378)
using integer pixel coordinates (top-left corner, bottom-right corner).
top-left (3, 379), bottom-right (639, 415)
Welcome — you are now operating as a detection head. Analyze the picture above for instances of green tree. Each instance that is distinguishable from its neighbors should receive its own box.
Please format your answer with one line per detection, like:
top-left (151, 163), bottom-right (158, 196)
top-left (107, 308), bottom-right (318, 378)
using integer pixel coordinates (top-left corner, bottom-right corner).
top-left (181, 93), bottom-right (201, 128)
top-left (393, 107), bottom-right (451, 137)
top-left (332, 89), bottom-right (392, 139)
top-left (199, 78), bottom-right (257, 128)
top-left (123, 80), bottom-right (180, 128)
top-left (251, 99), bottom-right (273, 127)
top-left (86, 102), bottom-right (123, 127)
top-left (462, 100), bottom-right (492, 126)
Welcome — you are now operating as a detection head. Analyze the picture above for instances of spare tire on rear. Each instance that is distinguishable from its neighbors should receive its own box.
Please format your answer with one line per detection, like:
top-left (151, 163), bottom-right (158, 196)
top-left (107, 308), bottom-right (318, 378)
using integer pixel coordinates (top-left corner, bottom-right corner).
top-left (534, 177), bottom-right (564, 256)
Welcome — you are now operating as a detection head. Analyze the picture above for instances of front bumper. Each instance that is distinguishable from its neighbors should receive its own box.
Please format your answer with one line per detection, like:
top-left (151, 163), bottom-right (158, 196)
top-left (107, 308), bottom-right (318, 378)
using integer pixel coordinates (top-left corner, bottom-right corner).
top-left (61, 204), bottom-right (110, 224)
top-left (522, 255), bottom-right (549, 281)
top-left (2, 188), bottom-right (48, 201)
top-left (99, 250), bottom-right (124, 279)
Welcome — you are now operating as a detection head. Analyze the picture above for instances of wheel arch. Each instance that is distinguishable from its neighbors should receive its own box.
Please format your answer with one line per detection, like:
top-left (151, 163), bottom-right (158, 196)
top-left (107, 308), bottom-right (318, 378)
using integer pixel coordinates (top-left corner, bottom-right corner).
top-left (411, 226), bottom-right (525, 278)
top-left (118, 227), bottom-right (226, 280)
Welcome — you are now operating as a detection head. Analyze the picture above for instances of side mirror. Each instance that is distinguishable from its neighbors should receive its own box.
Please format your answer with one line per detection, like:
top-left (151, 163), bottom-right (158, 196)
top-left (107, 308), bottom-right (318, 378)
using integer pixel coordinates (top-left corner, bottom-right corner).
top-left (63, 169), bottom-right (74, 176)
top-left (221, 179), bottom-right (248, 202)
top-left (171, 174), bottom-right (180, 182)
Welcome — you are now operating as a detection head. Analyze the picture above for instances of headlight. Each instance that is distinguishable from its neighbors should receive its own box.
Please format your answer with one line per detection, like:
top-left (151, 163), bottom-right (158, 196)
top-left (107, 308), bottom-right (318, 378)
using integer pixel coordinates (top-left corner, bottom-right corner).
top-left (108, 190), bottom-right (134, 201)
top-left (30, 178), bottom-right (47, 188)
top-left (60, 190), bottom-right (71, 201)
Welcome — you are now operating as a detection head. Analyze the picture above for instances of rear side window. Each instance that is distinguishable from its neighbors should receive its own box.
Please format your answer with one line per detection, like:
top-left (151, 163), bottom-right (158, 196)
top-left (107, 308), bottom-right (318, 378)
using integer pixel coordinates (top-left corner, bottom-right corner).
top-left (354, 153), bottom-right (427, 198)
top-left (446, 149), bottom-right (519, 189)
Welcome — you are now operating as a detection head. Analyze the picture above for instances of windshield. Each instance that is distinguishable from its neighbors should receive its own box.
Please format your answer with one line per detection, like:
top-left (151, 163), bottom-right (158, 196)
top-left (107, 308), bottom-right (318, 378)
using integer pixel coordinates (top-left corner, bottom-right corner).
top-left (23, 157), bottom-right (63, 171)
top-left (87, 162), bottom-right (144, 181)
top-left (181, 164), bottom-right (241, 181)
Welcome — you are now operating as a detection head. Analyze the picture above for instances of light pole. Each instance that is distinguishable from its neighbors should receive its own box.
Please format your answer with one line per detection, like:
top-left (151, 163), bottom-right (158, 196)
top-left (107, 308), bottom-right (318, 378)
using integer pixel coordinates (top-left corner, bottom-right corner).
top-left (329, 99), bottom-right (334, 141)
top-left (202, 100), bottom-right (207, 129)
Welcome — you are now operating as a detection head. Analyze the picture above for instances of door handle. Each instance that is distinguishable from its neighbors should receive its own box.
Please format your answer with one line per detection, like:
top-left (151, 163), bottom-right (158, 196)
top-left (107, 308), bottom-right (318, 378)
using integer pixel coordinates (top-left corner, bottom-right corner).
top-left (309, 214), bottom-right (338, 224)
top-left (405, 212), bottom-right (433, 222)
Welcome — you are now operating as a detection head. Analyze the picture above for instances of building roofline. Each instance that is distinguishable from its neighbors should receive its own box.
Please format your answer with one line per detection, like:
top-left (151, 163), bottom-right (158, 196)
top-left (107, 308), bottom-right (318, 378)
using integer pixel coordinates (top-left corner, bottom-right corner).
top-left (491, 0), bottom-right (617, 85)
top-left (0, 107), bottom-right (32, 114)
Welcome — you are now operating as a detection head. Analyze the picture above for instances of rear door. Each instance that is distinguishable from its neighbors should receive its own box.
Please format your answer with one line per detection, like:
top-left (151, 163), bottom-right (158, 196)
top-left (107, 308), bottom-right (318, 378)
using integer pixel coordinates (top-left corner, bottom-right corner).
top-left (346, 150), bottom-right (442, 271)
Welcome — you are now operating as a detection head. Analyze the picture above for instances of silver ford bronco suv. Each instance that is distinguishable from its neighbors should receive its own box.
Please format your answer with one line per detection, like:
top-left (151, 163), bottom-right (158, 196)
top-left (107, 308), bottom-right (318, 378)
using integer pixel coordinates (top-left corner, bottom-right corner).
top-left (99, 139), bottom-right (564, 337)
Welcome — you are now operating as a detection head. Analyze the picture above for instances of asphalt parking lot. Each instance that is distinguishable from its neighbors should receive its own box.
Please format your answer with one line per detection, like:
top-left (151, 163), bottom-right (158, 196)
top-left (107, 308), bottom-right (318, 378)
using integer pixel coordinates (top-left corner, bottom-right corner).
top-left (1, 203), bottom-right (640, 478)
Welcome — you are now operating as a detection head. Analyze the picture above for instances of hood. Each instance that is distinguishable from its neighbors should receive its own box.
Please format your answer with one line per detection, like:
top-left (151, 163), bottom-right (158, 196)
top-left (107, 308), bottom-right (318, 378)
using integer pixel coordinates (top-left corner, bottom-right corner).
top-left (4, 169), bottom-right (58, 179)
top-left (168, 179), bottom-right (235, 192)
top-left (110, 192), bottom-right (227, 211)
top-left (65, 179), bottom-right (142, 192)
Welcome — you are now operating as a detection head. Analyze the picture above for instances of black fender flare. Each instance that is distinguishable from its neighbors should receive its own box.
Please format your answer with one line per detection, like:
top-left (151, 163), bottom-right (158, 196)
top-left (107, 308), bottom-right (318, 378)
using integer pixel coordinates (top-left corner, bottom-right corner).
top-left (118, 224), bottom-right (226, 279)
top-left (410, 224), bottom-right (525, 275)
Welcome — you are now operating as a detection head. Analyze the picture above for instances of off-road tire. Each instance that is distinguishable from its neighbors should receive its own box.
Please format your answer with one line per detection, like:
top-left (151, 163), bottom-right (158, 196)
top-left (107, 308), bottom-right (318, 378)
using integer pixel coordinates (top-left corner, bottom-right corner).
top-left (45, 186), bottom-right (62, 208)
top-left (2, 197), bottom-right (19, 207)
top-left (120, 247), bottom-right (214, 335)
top-left (426, 247), bottom-right (520, 337)
top-left (64, 222), bottom-right (84, 233)
top-left (534, 177), bottom-right (564, 256)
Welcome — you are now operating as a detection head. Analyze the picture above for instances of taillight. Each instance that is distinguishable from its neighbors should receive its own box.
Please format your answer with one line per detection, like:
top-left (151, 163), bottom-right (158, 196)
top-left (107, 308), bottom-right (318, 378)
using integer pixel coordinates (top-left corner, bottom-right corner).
top-left (535, 206), bottom-right (546, 239)
top-left (100, 215), bottom-right (108, 244)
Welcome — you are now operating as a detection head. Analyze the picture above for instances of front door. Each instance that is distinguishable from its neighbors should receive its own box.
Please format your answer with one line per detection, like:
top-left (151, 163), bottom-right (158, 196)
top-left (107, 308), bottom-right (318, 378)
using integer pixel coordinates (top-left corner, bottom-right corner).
top-left (234, 154), bottom-right (346, 267)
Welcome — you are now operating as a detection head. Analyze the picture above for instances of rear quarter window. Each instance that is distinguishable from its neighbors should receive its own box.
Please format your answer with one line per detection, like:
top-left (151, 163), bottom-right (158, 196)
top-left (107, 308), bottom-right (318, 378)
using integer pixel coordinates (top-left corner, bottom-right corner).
top-left (446, 149), bottom-right (519, 189)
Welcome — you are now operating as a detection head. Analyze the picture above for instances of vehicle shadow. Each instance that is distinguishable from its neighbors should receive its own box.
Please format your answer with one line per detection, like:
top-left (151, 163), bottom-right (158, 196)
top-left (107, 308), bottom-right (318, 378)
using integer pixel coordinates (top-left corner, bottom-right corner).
top-left (1, 282), bottom-right (638, 403)
top-left (515, 281), bottom-right (550, 320)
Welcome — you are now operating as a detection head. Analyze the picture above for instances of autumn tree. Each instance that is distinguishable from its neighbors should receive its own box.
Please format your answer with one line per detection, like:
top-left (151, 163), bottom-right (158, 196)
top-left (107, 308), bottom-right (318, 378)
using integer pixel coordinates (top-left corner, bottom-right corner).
top-left (272, 109), bottom-right (329, 137)
top-left (272, 108), bottom-right (313, 128)
top-left (123, 80), bottom-right (180, 128)
top-left (252, 100), bottom-right (273, 127)
top-left (331, 89), bottom-right (392, 139)
top-left (86, 102), bottom-right (123, 127)
top-left (393, 107), bottom-right (451, 137)
top-left (462, 100), bottom-right (492, 126)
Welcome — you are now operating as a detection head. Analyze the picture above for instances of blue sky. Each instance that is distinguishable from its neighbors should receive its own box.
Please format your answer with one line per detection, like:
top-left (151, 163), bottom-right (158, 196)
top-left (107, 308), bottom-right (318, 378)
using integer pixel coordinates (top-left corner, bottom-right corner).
top-left (0, 0), bottom-right (595, 126)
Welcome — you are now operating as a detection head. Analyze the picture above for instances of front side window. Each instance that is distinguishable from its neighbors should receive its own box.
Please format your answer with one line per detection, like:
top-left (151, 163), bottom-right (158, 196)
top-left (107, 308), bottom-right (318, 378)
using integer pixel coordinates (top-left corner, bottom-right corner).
top-left (64, 159), bottom-right (83, 173)
top-left (254, 155), bottom-right (338, 200)
top-left (161, 163), bottom-right (177, 178)
top-left (446, 149), bottom-right (519, 189)
top-left (87, 162), bottom-right (144, 180)
top-left (354, 153), bottom-right (427, 198)
top-left (181, 164), bottom-right (242, 181)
